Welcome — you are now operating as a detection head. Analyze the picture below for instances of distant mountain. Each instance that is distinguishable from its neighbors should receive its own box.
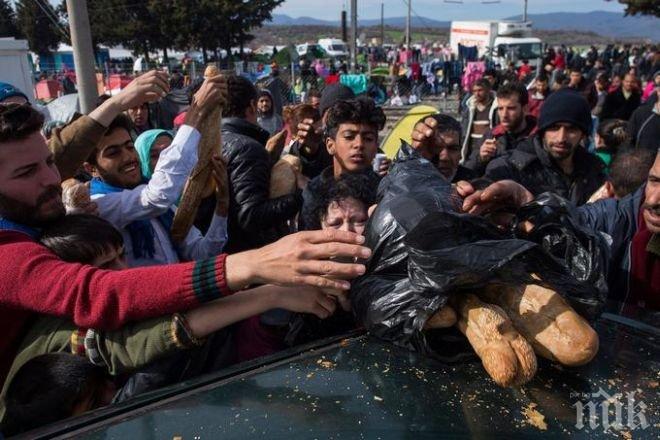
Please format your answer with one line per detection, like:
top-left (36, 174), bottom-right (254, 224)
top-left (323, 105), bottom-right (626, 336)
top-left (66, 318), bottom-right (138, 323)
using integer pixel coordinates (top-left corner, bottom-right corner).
top-left (268, 11), bottom-right (659, 40)
top-left (269, 14), bottom-right (449, 28)
top-left (506, 11), bottom-right (659, 40)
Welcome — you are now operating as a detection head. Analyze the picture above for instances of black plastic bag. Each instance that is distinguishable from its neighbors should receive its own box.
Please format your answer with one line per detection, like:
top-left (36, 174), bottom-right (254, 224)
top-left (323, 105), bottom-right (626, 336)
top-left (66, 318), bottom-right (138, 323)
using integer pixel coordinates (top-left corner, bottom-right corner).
top-left (351, 142), bottom-right (608, 358)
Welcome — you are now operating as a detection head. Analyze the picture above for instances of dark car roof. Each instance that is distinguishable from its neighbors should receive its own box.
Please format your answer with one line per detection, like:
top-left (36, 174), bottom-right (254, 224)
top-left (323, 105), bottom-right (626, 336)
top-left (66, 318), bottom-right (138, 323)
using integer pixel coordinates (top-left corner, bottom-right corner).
top-left (21, 314), bottom-right (659, 439)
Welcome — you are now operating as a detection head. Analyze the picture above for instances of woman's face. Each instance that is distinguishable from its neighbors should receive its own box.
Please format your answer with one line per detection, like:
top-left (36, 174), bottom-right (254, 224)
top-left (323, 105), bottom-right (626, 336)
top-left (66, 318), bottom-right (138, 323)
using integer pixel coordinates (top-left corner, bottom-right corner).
top-left (321, 197), bottom-right (368, 235)
top-left (149, 135), bottom-right (173, 173)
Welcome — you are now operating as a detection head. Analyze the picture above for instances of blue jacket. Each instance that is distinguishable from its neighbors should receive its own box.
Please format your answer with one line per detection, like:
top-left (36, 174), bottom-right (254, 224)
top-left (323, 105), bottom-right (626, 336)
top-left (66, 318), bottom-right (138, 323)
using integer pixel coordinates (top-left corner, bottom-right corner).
top-left (577, 186), bottom-right (643, 305)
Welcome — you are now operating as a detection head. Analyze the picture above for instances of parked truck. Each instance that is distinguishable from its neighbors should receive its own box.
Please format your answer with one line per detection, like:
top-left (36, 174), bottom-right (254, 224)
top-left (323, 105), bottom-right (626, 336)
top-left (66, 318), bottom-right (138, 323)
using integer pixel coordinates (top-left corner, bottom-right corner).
top-left (450, 20), bottom-right (543, 66)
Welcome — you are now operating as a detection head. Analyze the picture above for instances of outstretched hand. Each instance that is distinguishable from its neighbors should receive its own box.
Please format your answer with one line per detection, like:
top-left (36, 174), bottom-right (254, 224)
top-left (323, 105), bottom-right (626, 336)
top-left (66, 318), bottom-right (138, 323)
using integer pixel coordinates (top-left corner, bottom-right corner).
top-left (462, 180), bottom-right (534, 216)
top-left (112, 70), bottom-right (170, 110)
top-left (225, 229), bottom-right (371, 292)
top-left (410, 116), bottom-right (439, 160)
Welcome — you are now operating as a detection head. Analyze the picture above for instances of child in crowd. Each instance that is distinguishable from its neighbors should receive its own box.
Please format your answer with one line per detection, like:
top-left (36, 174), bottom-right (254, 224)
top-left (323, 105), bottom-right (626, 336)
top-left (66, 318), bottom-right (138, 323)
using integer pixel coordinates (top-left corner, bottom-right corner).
top-left (299, 98), bottom-right (385, 231)
top-left (2, 353), bottom-right (115, 436)
top-left (134, 129), bottom-right (174, 180)
top-left (1, 214), bottom-right (344, 434)
top-left (594, 119), bottom-right (630, 173)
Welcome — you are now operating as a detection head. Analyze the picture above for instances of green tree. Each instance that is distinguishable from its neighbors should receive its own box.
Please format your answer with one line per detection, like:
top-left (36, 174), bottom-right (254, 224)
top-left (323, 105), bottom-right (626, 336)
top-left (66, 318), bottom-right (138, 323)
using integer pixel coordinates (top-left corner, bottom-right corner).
top-left (607, 0), bottom-right (660, 17)
top-left (15, 0), bottom-right (63, 54)
top-left (0, 0), bottom-right (20, 38)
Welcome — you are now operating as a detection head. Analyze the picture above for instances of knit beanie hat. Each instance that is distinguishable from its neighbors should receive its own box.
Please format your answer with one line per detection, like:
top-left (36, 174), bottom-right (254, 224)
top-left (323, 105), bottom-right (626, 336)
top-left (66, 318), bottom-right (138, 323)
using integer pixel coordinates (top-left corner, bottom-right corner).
top-left (0, 82), bottom-right (28, 103)
top-left (538, 89), bottom-right (592, 134)
top-left (319, 84), bottom-right (355, 117)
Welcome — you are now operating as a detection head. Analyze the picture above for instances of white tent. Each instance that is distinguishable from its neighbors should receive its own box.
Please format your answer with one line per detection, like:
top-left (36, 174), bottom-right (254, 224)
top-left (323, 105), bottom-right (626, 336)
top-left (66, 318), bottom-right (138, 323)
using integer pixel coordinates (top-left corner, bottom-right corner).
top-left (0, 38), bottom-right (35, 102)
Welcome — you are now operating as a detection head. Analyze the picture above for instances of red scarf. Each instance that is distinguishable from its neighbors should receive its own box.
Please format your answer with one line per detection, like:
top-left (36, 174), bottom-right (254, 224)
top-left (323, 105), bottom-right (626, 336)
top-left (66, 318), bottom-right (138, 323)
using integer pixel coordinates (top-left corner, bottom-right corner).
top-left (628, 202), bottom-right (660, 311)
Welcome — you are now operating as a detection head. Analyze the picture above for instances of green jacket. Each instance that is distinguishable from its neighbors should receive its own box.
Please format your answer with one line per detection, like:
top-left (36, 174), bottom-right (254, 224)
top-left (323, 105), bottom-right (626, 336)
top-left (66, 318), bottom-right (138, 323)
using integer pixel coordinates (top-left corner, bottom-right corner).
top-left (1, 314), bottom-right (197, 422)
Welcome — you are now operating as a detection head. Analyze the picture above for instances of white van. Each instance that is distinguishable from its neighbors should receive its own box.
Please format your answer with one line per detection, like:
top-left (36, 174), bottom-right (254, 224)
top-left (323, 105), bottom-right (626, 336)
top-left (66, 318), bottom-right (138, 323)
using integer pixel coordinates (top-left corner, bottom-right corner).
top-left (317, 38), bottom-right (349, 59)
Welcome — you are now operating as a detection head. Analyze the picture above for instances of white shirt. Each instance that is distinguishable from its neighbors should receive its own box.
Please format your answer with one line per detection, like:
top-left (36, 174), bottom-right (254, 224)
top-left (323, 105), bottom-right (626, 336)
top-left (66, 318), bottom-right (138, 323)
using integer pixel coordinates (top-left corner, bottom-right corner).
top-left (92, 124), bottom-right (228, 267)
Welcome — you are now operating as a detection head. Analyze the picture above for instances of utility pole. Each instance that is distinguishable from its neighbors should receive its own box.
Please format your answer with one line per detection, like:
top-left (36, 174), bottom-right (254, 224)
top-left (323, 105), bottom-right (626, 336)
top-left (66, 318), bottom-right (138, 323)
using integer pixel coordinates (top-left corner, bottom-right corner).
top-left (405, 0), bottom-right (411, 51)
top-left (66, 0), bottom-right (97, 114)
top-left (350, 0), bottom-right (357, 72)
top-left (380, 3), bottom-right (384, 46)
top-left (523, 0), bottom-right (528, 22)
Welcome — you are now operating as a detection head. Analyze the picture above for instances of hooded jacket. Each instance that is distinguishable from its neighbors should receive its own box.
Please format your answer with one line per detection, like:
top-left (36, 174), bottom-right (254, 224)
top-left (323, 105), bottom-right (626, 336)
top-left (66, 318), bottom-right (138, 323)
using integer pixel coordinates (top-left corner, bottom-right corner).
top-left (256, 90), bottom-right (284, 136)
top-left (463, 115), bottom-right (537, 177)
top-left (460, 92), bottom-right (498, 164)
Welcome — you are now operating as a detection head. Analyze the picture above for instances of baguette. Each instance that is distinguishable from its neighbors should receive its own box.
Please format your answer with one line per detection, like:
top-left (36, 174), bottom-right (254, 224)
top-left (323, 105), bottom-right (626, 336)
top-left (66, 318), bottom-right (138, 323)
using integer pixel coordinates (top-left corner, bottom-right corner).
top-left (171, 65), bottom-right (223, 243)
top-left (454, 293), bottom-right (537, 387)
top-left (480, 282), bottom-right (598, 367)
top-left (424, 305), bottom-right (457, 329)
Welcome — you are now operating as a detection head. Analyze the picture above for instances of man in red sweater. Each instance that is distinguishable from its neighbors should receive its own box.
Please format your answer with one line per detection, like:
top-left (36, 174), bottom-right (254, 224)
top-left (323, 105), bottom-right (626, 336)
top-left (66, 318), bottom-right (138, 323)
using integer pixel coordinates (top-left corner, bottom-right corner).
top-left (0, 84), bottom-right (370, 387)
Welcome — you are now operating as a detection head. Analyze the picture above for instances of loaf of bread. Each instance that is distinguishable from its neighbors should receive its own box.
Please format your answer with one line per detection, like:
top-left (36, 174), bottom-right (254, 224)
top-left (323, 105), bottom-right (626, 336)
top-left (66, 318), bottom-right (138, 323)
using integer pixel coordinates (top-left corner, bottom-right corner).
top-left (265, 129), bottom-right (288, 162)
top-left (280, 154), bottom-right (302, 173)
top-left (269, 156), bottom-right (298, 198)
top-left (171, 65), bottom-right (223, 243)
top-left (454, 293), bottom-right (537, 387)
top-left (424, 305), bottom-right (457, 329)
top-left (479, 282), bottom-right (598, 367)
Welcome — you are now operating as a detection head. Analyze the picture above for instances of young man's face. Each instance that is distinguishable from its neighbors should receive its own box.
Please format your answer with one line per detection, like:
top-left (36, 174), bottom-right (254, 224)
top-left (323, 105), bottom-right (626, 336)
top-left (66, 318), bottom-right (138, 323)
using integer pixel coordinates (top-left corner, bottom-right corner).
top-left (622, 74), bottom-right (635, 93)
top-left (536, 80), bottom-right (548, 94)
top-left (87, 128), bottom-right (142, 189)
top-left (148, 135), bottom-right (172, 175)
top-left (643, 154), bottom-right (660, 233)
top-left (434, 130), bottom-right (461, 181)
top-left (127, 104), bottom-right (148, 127)
top-left (472, 85), bottom-right (490, 104)
top-left (0, 131), bottom-right (64, 226)
top-left (326, 122), bottom-right (379, 175)
top-left (257, 95), bottom-right (272, 114)
top-left (497, 96), bottom-right (525, 133)
top-left (569, 71), bottom-right (582, 87)
top-left (542, 122), bottom-right (584, 162)
top-left (309, 96), bottom-right (321, 110)
top-left (321, 196), bottom-right (368, 235)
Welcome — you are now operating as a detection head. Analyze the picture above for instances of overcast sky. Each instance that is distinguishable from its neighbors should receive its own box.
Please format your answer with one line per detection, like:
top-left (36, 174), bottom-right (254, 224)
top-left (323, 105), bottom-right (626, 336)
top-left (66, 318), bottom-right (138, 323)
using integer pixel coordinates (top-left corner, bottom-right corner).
top-left (274, 0), bottom-right (626, 20)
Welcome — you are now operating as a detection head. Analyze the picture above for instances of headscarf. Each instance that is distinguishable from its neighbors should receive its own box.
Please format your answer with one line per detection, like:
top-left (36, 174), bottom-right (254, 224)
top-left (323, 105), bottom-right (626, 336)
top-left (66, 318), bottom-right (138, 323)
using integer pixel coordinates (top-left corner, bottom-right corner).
top-left (134, 129), bottom-right (173, 180)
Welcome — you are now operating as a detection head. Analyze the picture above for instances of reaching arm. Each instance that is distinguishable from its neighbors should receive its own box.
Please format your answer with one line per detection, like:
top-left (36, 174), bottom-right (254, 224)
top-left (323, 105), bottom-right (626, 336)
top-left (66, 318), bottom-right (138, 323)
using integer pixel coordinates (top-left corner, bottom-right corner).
top-left (50, 71), bottom-right (171, 181)
top-left (93, 125), bottom-right (201, 228)
top-left (177, 214), bottom-right (228, 261)
top-left (93, 75), bottom-right (228, 229)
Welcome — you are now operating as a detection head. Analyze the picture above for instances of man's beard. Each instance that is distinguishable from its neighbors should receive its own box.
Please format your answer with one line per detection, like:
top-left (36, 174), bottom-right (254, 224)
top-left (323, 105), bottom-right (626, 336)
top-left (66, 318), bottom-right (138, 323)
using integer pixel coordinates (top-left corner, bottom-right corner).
top-left (0, 186), bottom-right (65, 227)
top-left (97, 166), bottom-right (141, 190)
top-left (543, 139), bottom-right (577, 161)
top-left (506, 114), bottom-right (525, 133)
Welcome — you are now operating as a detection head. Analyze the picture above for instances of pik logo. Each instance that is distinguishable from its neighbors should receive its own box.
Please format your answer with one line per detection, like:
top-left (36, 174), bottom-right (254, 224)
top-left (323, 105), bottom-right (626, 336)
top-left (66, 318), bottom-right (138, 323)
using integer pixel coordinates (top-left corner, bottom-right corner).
top-left (572, 388), bottom-right (650, 432)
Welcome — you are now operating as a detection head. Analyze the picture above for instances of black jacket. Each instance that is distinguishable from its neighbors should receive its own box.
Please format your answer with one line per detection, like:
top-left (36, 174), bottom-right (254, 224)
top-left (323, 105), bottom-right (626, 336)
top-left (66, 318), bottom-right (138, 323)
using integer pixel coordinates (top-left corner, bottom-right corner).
top-left (289, 139), bottom-right (333, 179)
top-left (627, 102), bottom-right (660, 151)
top-left (600, 88), bottom-right (641, 121)
top-left (464, 115), bottom-right (537, 177)
top-left (484, 135), bottom-right (606, 205)
top-left (222, 117), bottom-right (302, 253)
top-left (452, 165), bottom-right (478, 183)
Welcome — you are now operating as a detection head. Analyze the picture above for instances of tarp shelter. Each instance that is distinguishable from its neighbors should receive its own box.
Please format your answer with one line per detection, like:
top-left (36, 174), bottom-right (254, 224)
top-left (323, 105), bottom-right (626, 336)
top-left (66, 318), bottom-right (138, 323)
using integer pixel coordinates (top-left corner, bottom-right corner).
top-left (0, 38), bottom-right (36, 102)
top-left (45, 94), bottom-right (81, 124)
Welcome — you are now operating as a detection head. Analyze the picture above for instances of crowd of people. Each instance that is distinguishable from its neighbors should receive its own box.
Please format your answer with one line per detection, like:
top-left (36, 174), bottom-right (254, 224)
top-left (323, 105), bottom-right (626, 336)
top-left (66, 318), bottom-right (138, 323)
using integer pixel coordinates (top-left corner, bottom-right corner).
top-left (0, 41), bottom-right (658, 435)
